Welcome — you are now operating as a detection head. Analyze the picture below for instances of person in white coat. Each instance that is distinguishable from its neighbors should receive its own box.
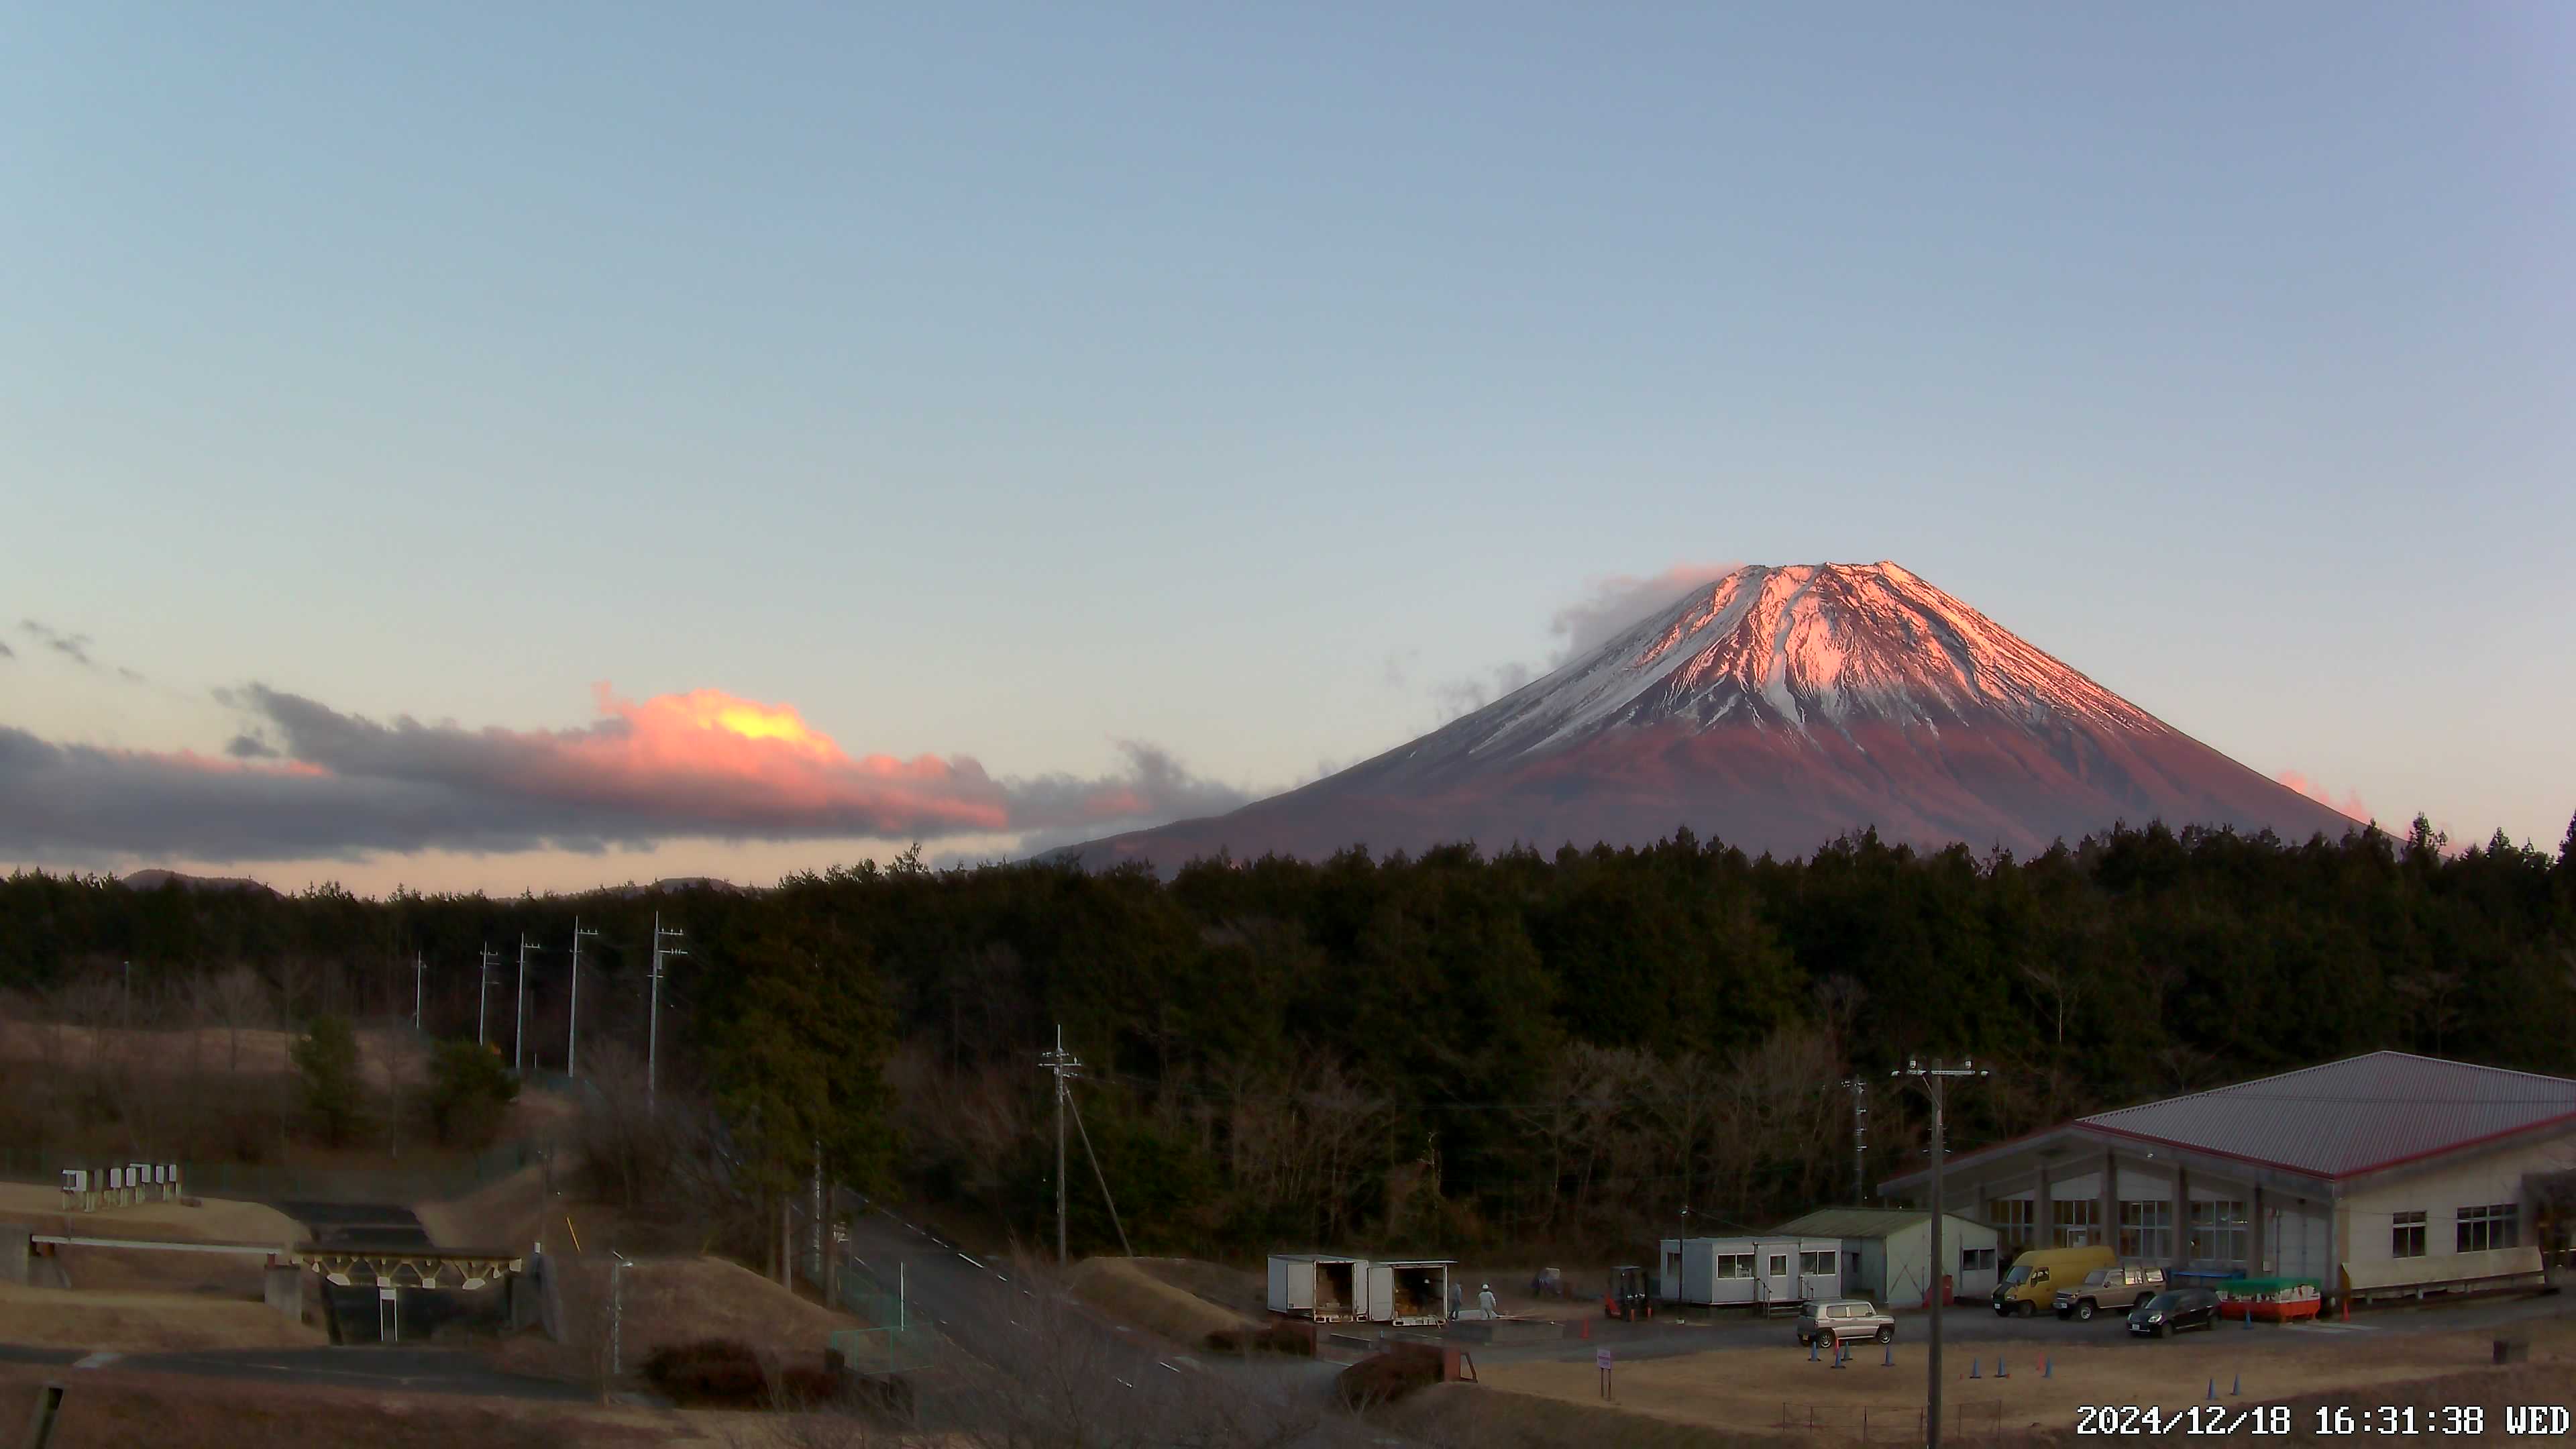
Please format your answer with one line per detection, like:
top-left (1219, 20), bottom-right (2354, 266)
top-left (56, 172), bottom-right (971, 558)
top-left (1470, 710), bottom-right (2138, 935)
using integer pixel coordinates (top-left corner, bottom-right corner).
top-left (1477, 1283), bottom-right (1499, 1318)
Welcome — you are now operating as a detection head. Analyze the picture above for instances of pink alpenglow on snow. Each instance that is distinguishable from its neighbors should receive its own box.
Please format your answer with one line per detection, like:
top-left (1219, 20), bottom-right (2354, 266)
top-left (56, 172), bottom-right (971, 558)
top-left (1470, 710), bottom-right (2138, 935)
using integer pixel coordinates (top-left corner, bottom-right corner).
top-left (1068, 561), bottom-right (2369, 871)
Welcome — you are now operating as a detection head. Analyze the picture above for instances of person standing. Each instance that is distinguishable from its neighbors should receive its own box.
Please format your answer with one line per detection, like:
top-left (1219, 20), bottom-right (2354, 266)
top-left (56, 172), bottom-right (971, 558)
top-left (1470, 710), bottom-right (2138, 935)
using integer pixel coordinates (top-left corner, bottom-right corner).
top-left (1478, 1283), bottom-right (1499, 1318)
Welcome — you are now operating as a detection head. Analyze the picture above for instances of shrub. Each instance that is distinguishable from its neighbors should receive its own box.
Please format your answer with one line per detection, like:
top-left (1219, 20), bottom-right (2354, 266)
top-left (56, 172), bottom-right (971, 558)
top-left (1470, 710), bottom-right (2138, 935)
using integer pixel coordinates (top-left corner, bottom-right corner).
top-left (1335, 1342), bottom-right (1444, 1409)
top-left (641, 1338), bottom-right (769, 1407)
top-left (1205, 1321), bottom-right (1316, 1356)
top-left (418, 1038), bottom-right (520, 1148)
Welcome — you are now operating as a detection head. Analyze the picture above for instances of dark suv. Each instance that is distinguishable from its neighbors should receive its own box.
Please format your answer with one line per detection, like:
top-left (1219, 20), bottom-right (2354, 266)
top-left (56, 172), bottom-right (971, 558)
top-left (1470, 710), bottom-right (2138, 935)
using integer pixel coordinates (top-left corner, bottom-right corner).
top-left (2127, 1288), bottom-right (2220, 1338)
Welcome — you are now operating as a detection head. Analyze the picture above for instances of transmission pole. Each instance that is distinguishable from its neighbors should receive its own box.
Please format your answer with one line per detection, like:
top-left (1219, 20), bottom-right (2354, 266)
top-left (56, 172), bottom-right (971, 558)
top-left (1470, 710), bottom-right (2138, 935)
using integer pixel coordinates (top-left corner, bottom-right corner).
top-left (1893, 1057), bottom-right (1989, 1449)
top-left (647, 913), bottom-right (687, 1113)
top-left (514, 934), bottom-right (539, 1072)
top-left (1840, 1077), bottom-right (1870, 1206)
top-left (567, 918), bottom-right (600, 1078)
top-left (476, 945), bottom-right (500, 1047)
top-left (413, 951), bottom-right (426, 1032)
top-left (1040, 1025), bottom-right (1083, 1267)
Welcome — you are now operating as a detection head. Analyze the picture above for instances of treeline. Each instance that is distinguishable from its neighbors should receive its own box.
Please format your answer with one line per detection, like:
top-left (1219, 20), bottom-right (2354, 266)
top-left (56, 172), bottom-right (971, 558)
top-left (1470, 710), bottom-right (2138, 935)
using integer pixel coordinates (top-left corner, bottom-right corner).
top-left (4, 815), bottom-right (2573, 1258)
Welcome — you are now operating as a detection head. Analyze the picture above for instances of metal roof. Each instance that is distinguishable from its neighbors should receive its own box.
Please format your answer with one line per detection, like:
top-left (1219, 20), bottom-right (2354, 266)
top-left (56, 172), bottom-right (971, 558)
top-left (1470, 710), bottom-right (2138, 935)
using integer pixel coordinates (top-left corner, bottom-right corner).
top-left (1772, 1208), bottom-right (1995, 1239)
top-left (2078, 1052), bottom-right (2576, 1180)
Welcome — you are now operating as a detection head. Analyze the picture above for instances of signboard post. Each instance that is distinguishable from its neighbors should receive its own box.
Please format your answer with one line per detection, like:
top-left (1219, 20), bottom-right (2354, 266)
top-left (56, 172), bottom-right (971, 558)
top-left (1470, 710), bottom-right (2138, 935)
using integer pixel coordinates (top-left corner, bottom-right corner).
top-left (1597, 1346), bottom-right (1613, 1401)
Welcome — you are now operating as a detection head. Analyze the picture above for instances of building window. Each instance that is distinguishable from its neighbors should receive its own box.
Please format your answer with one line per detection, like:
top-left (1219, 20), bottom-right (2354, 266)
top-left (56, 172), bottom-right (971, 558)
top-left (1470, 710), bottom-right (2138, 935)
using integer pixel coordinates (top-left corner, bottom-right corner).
top-left (1989, 1199), bottom-right (2035, 1248)
top-left (2189, 1201), bottom-right (2249, 1263)
top-left (1768, 1254), bottom-right (1788, 1278)
top-left (1715, 1254), bottom-right (1754, 1280)
top-left (2457, 1204), bottom-right (2518, 1253)
top-left (1958, 1246), bottom-right (1996, 1273)
top-left (1800, 1250), bottom-right (1833, 1276)
top-left (2392, 1210), bottom-right (2426, 1258)
top-left (2052, 1199), bottom-right (2101, 1247)
top-left (2119, 1201), bottom-right (2174, 1260)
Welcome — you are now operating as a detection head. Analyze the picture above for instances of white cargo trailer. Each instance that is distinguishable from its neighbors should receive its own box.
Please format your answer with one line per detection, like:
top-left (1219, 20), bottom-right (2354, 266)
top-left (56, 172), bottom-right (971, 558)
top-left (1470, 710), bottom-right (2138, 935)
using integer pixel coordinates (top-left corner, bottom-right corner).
top-left (1365, 1259), bottom-right (1452, 1326)
top-left (1267, 1254), bottom-right (1368, 1322)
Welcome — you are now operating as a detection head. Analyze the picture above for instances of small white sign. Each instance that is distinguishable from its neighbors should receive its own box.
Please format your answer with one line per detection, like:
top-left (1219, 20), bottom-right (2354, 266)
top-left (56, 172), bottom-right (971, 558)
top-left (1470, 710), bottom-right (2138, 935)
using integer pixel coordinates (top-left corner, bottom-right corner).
top-left (1596, 1348), bottom-right (1613, 1369)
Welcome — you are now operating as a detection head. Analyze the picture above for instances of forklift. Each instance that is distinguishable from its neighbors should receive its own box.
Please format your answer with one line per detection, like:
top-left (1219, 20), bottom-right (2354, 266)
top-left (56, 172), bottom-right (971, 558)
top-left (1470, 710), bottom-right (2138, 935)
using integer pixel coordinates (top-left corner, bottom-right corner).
top-left (1603, 1265), bottom-right (1655, 1321)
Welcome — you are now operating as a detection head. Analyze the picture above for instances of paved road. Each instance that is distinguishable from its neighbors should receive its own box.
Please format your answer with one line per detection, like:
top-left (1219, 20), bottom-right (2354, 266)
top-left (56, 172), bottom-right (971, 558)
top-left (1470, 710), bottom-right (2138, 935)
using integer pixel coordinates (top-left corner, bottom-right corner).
top-left (0, 1342), bottom-right (593, 1400)
top-left (831, 1192), bottom-right (1346, 1414)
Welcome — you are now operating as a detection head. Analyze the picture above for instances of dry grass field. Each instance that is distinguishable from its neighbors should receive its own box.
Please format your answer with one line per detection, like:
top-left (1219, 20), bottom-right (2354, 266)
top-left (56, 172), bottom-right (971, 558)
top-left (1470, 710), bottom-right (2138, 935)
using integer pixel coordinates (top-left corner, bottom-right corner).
top-left (1477, 1315), bottom-right (2576, 1444)
top-left (0, 1181), bottom-right (303, 1245)
top-left (0, 1281), bottom-right (323, 1352)
top-left (0, 1365), bottom-right (697, 1449)
top-left (0, 1019), bottom-right (426, 1080)
top-left (1068, 1256), bottom-right (1253, 1346)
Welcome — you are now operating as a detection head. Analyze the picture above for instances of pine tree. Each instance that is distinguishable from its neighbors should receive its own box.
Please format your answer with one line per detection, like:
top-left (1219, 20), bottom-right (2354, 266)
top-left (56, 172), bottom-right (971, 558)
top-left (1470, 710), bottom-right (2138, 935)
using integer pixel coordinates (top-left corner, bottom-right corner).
top-left (290, 1014), bottom-right (368, 1147)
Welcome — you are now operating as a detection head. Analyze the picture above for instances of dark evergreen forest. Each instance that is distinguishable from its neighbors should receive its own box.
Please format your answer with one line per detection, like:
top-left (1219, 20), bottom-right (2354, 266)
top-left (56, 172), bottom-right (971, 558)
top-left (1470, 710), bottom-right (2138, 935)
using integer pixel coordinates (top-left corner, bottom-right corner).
top-left (5, 815), bottom-right (2571, 1258)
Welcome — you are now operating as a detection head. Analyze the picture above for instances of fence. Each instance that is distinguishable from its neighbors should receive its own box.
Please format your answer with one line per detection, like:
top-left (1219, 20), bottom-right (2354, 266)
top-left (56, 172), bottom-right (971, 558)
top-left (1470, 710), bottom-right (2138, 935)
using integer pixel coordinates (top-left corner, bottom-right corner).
top-left (0, 1138), bottom-right (547, 1205)
top-left (827, 1281), bottom-right (939, 1375)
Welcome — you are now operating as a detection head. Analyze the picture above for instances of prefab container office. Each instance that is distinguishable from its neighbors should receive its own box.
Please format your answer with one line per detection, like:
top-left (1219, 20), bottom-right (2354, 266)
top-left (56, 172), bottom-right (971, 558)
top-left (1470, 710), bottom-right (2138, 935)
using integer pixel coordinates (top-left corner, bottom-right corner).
top-left (1268, 1254), bottom-right (1368, 1322)
top-left (1658, 1236), bottom-right (1842, 1308)
top-left (1366, 1260), bottom-right (1453, 1327)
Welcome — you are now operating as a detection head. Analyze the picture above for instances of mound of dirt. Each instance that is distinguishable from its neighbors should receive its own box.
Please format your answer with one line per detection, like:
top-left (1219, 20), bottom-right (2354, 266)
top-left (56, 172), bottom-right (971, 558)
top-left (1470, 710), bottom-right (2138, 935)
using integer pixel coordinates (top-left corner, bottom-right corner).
top-left (494, 1252), bottom-right (856, 1388)
top-left (415, 1163), bottom-right (555, 1252)
top-left (0, 1282), bottom-right (323, 1352)
top-left (1067, 1256), bottom-right (1252, 1348)
top-left (1131, 1256), bottom-right (1267, 1317)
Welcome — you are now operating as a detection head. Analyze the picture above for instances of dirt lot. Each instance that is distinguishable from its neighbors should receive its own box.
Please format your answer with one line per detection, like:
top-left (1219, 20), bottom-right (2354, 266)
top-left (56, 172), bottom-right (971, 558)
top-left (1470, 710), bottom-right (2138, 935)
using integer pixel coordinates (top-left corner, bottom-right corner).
top-left (1480, 1315), bottom-right (2576, 1443)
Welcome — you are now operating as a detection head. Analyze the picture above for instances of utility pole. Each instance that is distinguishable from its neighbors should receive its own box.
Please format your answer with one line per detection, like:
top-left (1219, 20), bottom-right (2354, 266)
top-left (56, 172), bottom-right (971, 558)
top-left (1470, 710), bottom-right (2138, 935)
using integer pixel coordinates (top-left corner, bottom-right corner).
top-left (476, 945), bottom-right (500, 1048)
top-left (647, 913), bottom-right (686, 1112)
top-left (1893, 1057), bottom-right (1989, 1449)
top-left (1040, 1025), bottom-right (1083, 1267)
top-left (413, 951), bottom-right (426, 1032)
top-left (1841, 1077), bottom-right (1870, 1206)
top-left (514, 934), bottom-right (539, 1072)
top-left (567, 918), bottom-right (600, 1077)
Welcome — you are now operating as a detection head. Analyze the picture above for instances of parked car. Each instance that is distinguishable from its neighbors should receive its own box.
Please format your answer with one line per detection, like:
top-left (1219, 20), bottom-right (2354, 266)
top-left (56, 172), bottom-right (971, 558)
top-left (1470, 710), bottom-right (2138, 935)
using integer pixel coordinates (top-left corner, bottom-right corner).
top-left (1991, 1245), bottom-right (2117, 1317)
top-left (2055, 1265), bottom-right (2165, 1321)
top-left (1795, 1299), bottom-right (1896, 1346)
top-left (2128, 1288), bottom-right (2221, 1338)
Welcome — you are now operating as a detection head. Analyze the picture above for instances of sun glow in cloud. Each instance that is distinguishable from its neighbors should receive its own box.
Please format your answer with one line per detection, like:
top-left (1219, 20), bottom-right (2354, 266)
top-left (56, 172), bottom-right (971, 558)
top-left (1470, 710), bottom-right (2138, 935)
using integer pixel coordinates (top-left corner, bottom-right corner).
top-left (0, 682), bottom-right (1256, 865)
top-left (2277, 769), bottom-right (2369, 824)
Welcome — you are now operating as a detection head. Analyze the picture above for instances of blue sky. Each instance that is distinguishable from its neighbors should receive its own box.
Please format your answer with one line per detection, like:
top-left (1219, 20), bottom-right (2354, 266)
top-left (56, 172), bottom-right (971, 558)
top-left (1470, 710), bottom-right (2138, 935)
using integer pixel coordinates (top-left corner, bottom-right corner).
top-left (4, 3), bottom-right (2571, 892)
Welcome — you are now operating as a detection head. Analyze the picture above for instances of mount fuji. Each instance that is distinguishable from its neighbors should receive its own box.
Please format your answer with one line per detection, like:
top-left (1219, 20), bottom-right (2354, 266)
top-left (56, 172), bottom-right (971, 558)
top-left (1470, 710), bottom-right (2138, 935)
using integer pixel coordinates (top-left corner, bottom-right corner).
top-left (1069, 562), bottom-right (2363, 869)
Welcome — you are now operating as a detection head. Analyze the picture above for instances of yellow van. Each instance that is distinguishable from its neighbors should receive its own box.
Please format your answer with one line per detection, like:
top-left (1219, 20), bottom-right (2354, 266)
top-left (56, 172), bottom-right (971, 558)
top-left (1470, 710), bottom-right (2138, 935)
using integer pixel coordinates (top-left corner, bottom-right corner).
top-left (1989, 1245), bottom-right (2118, 1317)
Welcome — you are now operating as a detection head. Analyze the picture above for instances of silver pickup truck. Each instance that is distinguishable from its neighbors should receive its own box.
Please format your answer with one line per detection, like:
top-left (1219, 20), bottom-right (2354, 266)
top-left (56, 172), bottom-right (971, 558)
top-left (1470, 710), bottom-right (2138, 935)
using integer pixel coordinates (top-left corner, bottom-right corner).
top-left (2053, 1265), bottom-right (2165, 1321)
top-left (1794, 1298), bottom-right (1896, 1346)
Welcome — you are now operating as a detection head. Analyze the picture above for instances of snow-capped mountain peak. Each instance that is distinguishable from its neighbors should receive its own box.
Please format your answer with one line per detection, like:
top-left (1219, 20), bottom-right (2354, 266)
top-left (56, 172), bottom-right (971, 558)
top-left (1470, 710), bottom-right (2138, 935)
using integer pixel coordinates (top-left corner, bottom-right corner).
top-left (1437, 561), bottom-right (2163, 763)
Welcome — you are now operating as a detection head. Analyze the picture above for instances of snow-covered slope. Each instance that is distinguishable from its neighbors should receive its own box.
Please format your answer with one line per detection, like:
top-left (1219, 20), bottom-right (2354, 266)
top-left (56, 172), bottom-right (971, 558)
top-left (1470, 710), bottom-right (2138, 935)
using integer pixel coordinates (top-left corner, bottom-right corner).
top-left (1070, 563), bottom-right (2363, 870)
